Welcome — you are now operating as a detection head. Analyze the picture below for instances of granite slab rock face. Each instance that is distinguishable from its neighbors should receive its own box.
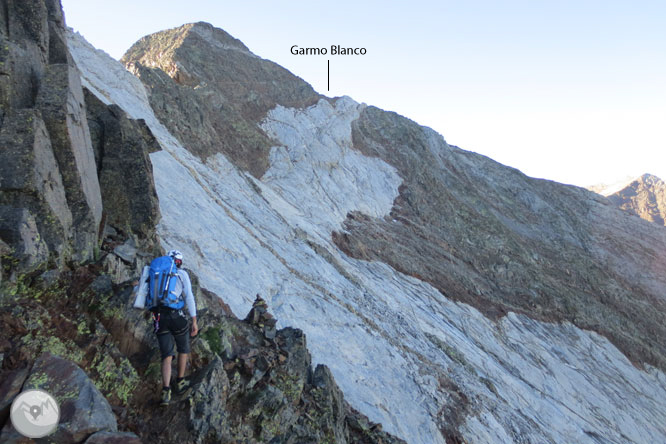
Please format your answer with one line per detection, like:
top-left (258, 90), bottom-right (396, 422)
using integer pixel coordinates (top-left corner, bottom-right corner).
top-left (84, 88), bottom-right (161, 248)
top-left (121, 22), bottom-right (322, 177)
top-left (36, 62), bottom-right (102, 263)
top-left (0, 110), bottom-right (72, 269)
top-left (0, 0), bottom-right (103, 270)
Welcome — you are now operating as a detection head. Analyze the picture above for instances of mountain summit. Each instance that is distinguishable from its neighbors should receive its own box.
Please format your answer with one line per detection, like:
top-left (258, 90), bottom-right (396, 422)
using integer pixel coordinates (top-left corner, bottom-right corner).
top-left (604, 173), bottom-right (666, 226)
top-left (121, 22), bottom-right (321, 177)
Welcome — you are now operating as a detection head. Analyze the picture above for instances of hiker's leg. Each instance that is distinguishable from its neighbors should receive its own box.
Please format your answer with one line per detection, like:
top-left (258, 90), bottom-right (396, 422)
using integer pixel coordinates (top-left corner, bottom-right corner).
top-left (173, 313), bottom-right (191, 379)
top-left (157, 330), bottom-right (176, 388)
top-left (162, 355), bottom-right (173, 387)
top-left (177, 352), bottom-right (188, 378)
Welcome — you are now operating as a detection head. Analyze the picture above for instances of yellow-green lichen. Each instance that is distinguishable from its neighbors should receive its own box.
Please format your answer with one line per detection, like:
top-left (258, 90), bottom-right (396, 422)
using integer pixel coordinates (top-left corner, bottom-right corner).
top-left (21, 332), bottom-right (84, 363)
top-left (273, 371), bottom-right (303, 404)
top-left (76, 319), bottom-right (91, 336)
top-left (90, 354), bottom-right (139, 405)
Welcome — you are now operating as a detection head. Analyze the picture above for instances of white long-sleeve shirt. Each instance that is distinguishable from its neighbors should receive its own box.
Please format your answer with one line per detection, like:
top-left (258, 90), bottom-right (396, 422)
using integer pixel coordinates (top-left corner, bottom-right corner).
top-left (174, 269), bottom-right (197, 318)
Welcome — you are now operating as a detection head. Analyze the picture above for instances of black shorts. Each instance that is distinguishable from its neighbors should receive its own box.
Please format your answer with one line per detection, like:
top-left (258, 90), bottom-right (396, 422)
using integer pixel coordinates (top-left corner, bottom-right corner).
top-left (154, 308), bottom-right (191, 359)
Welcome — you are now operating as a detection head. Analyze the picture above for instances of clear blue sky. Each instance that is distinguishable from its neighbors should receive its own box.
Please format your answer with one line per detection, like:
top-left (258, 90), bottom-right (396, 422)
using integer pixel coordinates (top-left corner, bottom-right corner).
top-left (61, 0), bottom-right (666, 187)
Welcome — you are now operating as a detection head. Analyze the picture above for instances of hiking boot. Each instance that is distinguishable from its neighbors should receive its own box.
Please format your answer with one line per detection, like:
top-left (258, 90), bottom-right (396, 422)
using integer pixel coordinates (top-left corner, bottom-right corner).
top-left (160, 387), bottom-right (171, 406)
top-left (175, 378), bottom-right (190, 394)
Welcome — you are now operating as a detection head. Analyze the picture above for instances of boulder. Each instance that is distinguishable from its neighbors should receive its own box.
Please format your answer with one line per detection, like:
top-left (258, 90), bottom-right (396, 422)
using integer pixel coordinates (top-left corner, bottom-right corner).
top-left (10, 353), bottom-right (117, 442)
top-left (100, 254), bottom-right (134, 285)
top-left (36, 63), bottom-right (103, 263)
top-left (113, 238), bottom-right (138, 264)
top-left (187, 356), bottom-right (230, 443)
top-left (85, 89), bottom-right (161, 251)
top-left (0, 109), bottom-right (73, 268)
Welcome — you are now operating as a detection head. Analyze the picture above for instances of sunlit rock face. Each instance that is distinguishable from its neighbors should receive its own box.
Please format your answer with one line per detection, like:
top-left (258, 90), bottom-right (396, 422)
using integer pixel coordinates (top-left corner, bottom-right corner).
top-left (120, 22), bottom-right (321, 178)
top-left (600, 173), bottom-right (666, 226)
top-left (69, 24), bottom-right (666, 444)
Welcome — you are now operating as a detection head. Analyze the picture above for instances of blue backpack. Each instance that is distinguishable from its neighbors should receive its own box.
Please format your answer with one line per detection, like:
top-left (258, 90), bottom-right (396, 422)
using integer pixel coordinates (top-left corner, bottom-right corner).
top-left (146, 256), bottom-right (184, 310)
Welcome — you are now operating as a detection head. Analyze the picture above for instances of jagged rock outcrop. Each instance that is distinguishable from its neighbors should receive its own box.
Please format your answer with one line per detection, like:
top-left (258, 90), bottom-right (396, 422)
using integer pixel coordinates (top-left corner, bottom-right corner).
top-left (604, 173), bottom-right (666, 226)
top-left (121, 22), bottom-right (322, 177)
top-left (0, 0), bottom-right (102, 270)
top-left (36, 62), bottom-right (102, 262)
top-left (84, 88), bottom-right (161, 252)
top-left (0, 256), bottom-right (404, 443)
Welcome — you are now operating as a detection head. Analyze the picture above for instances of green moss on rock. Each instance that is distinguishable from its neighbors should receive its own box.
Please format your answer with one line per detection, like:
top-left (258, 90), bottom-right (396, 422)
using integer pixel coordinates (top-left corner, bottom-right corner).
top-left (201, 326), bottom-right (222, 356)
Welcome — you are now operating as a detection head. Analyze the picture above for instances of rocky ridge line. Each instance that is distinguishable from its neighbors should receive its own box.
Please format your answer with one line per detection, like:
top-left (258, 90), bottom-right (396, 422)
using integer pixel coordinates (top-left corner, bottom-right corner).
top-left (333, 106), bottom-right (666, 372)
top-left (121, 22), bottom-right (323, 178)
top-left (0, 263), bottom-right (405, 443)
top-left (0, 2), bottom-right (403, 443)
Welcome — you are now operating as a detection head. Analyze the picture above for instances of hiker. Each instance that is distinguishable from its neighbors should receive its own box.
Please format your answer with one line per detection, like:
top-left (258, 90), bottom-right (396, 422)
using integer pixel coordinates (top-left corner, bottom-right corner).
top-left (134, 249), bottom-right (198, 405)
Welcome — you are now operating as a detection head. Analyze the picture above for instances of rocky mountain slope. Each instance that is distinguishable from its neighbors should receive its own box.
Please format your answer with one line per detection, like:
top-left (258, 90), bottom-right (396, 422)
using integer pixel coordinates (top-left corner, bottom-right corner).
top-left (65, 19), bottom-right (666, 444)
top-left (1, 2), bottom-right (665, 443)
top-left (121, 22), bottom-right (322, 178)
top-left (0, 2), bottom-right (402, 443)
top-left (601, 173), bottom-right (666, 226)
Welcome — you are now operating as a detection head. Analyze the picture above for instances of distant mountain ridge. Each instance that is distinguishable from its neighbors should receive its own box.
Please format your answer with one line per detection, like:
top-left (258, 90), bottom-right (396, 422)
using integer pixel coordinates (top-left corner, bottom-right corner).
top-left (598, 174), bottom-right (666, 226)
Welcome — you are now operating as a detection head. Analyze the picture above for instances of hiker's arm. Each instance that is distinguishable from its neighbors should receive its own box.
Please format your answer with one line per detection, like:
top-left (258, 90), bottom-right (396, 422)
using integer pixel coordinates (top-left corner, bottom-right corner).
top-left (180, 271), bottom-right (197, 318)
top-left (190, 316), bottom-right (198, 336)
